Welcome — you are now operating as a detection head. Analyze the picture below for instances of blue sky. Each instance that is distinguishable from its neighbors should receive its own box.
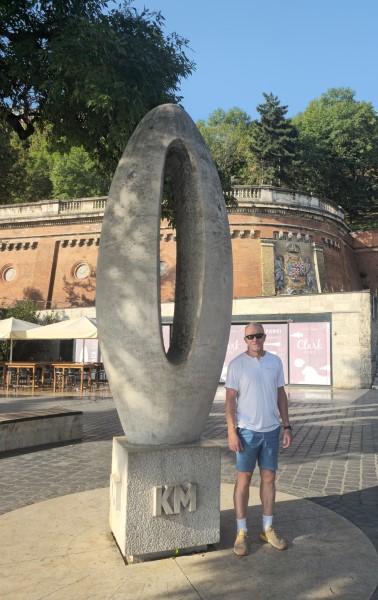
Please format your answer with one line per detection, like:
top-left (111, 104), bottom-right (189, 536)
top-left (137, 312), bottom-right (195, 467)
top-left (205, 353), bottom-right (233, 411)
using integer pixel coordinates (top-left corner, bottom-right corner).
top-left (130, 0), bottom-right (378, 122)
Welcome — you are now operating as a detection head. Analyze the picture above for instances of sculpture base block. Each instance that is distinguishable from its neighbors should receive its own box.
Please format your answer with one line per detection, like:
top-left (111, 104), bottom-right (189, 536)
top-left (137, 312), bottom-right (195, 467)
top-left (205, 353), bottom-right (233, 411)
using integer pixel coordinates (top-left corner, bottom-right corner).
top-left (109, 437), bottom-right (221, 562)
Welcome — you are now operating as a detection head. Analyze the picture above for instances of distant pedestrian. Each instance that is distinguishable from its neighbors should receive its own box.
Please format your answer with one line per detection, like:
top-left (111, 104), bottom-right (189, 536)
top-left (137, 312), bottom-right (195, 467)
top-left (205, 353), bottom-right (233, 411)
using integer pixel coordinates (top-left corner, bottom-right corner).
top-left (225, 322), bottom-right (293, 556)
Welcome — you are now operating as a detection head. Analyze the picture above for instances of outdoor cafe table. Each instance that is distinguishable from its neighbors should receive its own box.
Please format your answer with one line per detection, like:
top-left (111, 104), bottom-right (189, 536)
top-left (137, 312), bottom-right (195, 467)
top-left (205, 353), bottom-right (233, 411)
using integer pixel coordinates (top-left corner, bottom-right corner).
top-left (52, 363), bottom-right (101, 394)
top-left (5, 362), bottom-right (54, 393)
top-left (5, 362), bottom-right (37, 393)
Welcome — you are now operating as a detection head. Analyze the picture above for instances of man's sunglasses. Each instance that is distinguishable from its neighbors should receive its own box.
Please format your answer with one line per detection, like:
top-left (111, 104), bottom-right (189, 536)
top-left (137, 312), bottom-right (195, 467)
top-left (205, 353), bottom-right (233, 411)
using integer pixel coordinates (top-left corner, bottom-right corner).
top-left (245, 333), bottom-right (264, 340)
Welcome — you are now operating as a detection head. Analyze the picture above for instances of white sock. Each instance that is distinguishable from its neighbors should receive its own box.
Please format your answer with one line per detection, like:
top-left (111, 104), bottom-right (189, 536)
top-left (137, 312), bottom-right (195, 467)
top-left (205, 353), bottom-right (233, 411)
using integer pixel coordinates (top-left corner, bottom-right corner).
top-left (236, 518), bottom-right (247, 533)
top-left (263, 514), bottom-right (273, 531)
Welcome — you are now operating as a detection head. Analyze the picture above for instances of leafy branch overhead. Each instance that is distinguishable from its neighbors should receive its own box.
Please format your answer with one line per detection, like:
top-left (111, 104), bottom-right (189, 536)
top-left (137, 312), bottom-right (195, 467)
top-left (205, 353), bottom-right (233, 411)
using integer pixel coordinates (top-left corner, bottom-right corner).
top-left (0, 1), bottom-right (377, 227)
top-left (0, 0), bottom-right (195, 171)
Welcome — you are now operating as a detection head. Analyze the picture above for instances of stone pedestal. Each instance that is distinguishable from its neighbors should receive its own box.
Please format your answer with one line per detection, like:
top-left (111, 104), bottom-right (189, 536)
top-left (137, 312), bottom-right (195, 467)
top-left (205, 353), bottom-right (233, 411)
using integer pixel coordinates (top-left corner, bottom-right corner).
top-left (109, 437), bottom-right (221, 562)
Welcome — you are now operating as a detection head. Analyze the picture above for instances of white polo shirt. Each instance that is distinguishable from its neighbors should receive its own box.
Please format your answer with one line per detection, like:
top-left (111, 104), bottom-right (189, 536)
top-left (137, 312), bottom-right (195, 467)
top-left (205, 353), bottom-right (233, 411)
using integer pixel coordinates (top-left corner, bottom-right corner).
top-left (225, 351), bottom-right (285, 432)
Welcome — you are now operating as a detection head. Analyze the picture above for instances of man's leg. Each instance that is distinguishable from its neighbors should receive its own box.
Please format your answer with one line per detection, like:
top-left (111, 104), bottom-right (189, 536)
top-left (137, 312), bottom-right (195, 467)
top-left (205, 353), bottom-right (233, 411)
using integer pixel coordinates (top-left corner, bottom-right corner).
top-left (233, 471), bottom-right (252, 556)
top-left (232, 428), bottom-right (259, 556)
top-left (259, 468), bottom-right (287, 550)
top-left (259, 468), bottom-right (275, 517)
top-left (234, 471), bottom-right (253, 519)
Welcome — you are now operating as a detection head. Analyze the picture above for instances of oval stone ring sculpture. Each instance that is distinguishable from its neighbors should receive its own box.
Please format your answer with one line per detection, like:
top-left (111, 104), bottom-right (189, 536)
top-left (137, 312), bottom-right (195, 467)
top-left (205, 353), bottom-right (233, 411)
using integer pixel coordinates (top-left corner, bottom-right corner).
top-left (96, 104), bottom-right (233, 445)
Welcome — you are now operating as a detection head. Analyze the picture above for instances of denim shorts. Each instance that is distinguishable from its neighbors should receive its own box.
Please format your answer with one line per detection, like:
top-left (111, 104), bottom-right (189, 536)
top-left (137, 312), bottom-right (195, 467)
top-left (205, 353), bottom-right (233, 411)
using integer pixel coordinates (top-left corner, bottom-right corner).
top-left (236, 426), bottom-right (280, 472)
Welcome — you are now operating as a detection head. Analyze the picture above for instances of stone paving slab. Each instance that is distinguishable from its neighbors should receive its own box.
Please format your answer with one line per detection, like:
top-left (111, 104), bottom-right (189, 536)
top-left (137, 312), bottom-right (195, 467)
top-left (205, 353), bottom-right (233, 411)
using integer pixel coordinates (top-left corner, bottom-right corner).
top-left (1, 485), bottom-right (377, 600)
top-left (0, 386), bottom-right (378, 598)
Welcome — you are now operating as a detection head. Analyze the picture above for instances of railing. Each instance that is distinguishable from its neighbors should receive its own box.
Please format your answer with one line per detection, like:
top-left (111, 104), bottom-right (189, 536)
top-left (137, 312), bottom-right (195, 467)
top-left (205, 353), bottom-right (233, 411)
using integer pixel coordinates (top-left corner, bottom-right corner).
top-left (0, 197), bottom-right (107, 221)
top-left (0, 187), bottom-right (345, 223)
top-left (59, 198), bottom-right (107, 213)
top-left (225, 185), bottom-right (346, 222)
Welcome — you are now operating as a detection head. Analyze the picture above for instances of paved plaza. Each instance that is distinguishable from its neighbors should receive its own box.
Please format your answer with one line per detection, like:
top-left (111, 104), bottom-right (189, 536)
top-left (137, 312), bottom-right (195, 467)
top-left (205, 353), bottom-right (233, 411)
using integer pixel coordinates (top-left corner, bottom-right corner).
top-left (1, 385), bottom-right (378, 598)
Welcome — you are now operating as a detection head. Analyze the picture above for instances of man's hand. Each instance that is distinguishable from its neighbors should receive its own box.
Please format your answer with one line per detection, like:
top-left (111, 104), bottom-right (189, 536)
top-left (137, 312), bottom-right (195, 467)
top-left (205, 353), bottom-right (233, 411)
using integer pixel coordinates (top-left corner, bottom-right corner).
top-left (283, 429), bottom-right (293, 449)
top-left (228, 429), bottom-right (243, 452)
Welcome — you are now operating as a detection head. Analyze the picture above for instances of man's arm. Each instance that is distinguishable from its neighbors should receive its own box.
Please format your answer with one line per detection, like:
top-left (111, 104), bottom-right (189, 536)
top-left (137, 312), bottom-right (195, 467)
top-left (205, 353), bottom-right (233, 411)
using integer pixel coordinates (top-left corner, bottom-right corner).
top-left (277, 386), bottom-right (293, 449)
top-left (226, 387), bottom-right (243, 452)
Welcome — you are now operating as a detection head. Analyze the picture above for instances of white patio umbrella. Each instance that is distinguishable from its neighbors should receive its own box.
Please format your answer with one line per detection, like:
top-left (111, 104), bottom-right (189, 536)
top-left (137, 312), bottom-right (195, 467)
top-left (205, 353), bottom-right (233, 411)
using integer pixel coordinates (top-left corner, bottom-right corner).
top-left (0, 317), bottom-right (41, 361)
top-left (25, 317), bottom-right (98, 362)
top-left (25, 316), bottom-right (97, 340)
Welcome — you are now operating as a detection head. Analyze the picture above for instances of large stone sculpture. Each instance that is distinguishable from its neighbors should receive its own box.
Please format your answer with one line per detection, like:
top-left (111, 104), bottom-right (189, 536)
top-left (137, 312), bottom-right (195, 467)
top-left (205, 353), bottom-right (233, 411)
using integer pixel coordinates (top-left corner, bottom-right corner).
top-left (96, 104), bottom-right (233, 560)
top-left (96, 104), bottom-right (233, 445)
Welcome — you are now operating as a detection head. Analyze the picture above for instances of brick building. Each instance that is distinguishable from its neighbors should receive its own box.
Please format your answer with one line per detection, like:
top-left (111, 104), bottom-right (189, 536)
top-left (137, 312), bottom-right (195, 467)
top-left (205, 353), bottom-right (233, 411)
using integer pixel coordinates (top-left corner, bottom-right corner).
top-left (0, 198), bottom-right (103, 310)
top-left (0, 185), bottom-right (377, 387)
top-left (161, 186), bottom-right (368, 302)
top-left (0, 186), bottom-right (374, 310)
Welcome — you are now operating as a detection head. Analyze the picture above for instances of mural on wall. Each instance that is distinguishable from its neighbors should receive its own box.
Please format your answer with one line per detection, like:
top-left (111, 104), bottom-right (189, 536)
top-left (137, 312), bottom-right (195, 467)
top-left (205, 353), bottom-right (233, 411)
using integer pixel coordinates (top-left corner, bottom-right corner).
top-left (275, 239), bottom-right (317, 295)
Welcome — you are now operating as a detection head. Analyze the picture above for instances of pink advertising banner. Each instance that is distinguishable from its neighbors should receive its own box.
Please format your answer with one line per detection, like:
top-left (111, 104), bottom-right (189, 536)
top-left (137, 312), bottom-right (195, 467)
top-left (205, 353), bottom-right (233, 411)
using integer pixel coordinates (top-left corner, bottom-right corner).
top-left (220, 324), bottom-right (246, 382)
top-left (220, 323), bottom-right (288, 383)
top-left (288, 322), bottom-right (331, 385)
top-left (262, 323), bottom-right (289, 384)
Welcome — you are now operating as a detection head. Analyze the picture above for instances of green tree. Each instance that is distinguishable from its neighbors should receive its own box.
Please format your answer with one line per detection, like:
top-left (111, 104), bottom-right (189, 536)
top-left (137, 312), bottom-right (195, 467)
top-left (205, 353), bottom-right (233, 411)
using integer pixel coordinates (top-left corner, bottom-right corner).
top-left (0, 299), bottom-right (38, 360)
top-left (0, 0), bottom-right (194, 172)
top-left (197, 107), bottom-right (254, 189)
top-left (0, 298), bottom-right (38, 322)
top-left (22, 126), bottom-right (54, 200)
top-left (0, 123), bottom-right (54, 203)
top-left (0, 122), bottom-right (110, 203)
top-left (293, 88), bottom-right (378, 217)
top-left (250, 93), bottom-right (298, 187)
top-left (11, 125), bottom-right (54, 202)
top-left (0, 299), bottom-right (61, 360)
top-left (0, 120), bottom-right (19, 202)
top-left (51, 146), bottom-right (109, 199)
top-left (160, 107), bottom-right (251, 226)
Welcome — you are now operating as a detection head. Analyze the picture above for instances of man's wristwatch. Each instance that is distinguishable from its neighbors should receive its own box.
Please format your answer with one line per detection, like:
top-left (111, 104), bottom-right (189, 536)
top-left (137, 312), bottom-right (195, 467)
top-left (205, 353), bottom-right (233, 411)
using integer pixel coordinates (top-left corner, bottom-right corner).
top-left (283, 425), bottom-right (293, 430)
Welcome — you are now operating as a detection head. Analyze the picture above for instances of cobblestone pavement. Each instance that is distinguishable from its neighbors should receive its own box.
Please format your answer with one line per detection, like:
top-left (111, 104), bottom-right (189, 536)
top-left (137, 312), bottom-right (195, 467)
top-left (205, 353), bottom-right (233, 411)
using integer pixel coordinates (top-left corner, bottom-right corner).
top-left (1, 385), bottom-right (378, 596)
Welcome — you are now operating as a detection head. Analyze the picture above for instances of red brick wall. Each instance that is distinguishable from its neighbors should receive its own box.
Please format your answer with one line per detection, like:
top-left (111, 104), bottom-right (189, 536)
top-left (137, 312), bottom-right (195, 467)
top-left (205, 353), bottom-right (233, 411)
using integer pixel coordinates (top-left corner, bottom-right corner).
top-left (0, 208), bottom-right (367, 309)
top-left (0, 221), bottom-right (100, 308)
top-left (227, 211), bottom-right (362, 296)
top-left (353, 230), bottom-right (378, 293)
top-left (231, 237), bottom-right (262, 298)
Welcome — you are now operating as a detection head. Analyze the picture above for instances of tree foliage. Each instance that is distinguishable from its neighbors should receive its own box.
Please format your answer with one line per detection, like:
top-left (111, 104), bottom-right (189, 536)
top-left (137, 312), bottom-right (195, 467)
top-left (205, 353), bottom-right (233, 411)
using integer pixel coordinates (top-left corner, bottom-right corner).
top-left (7, 124), bottom-right (54, 202)
top-left (50, 146), bottom-right (108, 199)
top-left (0, 120), bottom-right (19, 202)
top-left (0, 122), bottom-right (107, 203)
top-left (250, 93), bottom-right (298, 187)
top-left (293, 88), bottom-right (378, 216)
top-left (0, 299), bottom-right (61, 360)
top-left (0, 299), bottom-right (38, 360)
top-left (0, 298), bottom-right (39, 322)
top-left (196, 89), bottom-right (378, 221)
top-left (197, 108), bottom-right (254, 189)
top-left (0, 0), bottom-right (194, 171)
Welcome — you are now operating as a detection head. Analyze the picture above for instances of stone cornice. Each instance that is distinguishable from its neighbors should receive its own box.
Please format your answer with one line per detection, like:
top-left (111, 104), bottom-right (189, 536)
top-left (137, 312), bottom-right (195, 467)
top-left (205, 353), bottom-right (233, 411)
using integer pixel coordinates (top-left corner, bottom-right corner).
top-left (227, 204), bottom-right (350, 234)
top-left (0, 236), bottom-right (100, 250)
top-left (0, 188), bottom-right (350, 234)
top-left (0, 216), bottom-right (103, 230)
